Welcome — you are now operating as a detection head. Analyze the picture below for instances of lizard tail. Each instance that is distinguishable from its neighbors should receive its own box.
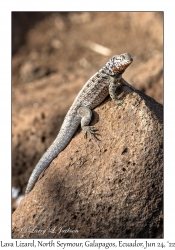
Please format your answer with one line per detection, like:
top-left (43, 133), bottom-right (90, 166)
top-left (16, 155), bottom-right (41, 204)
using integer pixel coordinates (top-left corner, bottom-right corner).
top-left (25, 114), bottom-right (80, 195)
top-left (25, 144), bottom-right (59, 195)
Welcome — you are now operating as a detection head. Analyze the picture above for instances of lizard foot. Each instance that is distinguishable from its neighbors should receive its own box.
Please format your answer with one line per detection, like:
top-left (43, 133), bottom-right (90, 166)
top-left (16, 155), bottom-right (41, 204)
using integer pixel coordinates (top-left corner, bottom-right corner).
top-left (83, 126), bottom-right (100, 140)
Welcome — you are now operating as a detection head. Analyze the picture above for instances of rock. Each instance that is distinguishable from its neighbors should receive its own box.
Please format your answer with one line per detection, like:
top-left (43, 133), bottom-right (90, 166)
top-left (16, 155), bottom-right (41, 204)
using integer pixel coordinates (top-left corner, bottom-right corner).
top-left (12, 87), bottom-right (163, 238)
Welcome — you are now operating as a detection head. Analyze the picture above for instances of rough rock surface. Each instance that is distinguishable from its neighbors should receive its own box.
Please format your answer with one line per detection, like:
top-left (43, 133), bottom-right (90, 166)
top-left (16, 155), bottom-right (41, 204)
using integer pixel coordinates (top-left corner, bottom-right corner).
top-left (12, 88), bottom-right (163, 239)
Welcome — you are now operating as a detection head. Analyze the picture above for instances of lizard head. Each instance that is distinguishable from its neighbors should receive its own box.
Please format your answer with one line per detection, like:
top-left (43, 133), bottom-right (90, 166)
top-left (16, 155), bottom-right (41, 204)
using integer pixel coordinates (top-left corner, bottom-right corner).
top-left (103, 53), bottom-right (133, 76)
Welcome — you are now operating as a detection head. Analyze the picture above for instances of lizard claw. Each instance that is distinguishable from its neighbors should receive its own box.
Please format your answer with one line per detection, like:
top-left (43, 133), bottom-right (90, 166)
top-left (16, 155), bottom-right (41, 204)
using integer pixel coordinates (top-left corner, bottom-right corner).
top-left (115, 98), bottom-right (125, 106)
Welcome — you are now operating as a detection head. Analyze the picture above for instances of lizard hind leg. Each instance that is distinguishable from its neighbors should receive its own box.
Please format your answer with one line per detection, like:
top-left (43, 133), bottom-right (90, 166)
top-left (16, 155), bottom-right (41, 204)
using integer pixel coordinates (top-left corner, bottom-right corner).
top-left (77, 106), bottom-right (99, 140)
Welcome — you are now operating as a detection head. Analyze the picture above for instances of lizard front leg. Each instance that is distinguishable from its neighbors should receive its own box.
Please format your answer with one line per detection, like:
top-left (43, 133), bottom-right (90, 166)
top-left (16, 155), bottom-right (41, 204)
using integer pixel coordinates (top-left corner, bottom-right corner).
top-left (109, 74), bottom-right (124, 105)
top-left (120, 78), bottom-right (137, 92)
top-left (77, 106), bottom-right (98, 139)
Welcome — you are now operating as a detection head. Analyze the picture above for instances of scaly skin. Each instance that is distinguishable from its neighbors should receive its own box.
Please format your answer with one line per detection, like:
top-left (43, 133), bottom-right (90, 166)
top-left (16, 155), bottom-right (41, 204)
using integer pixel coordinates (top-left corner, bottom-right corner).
top-left (25, 52), bottom-right (135, 195)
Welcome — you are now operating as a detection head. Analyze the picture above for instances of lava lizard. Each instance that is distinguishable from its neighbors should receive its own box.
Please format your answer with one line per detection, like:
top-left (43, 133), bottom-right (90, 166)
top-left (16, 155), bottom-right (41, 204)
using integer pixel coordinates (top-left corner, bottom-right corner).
top-left (25, 52), bottom-right (136, 194)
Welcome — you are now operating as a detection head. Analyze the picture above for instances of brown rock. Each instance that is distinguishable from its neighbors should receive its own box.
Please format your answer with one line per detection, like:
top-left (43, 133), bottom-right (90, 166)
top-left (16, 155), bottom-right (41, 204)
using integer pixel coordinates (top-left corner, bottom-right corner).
top-left (12, 87), bottom-right (163, 238)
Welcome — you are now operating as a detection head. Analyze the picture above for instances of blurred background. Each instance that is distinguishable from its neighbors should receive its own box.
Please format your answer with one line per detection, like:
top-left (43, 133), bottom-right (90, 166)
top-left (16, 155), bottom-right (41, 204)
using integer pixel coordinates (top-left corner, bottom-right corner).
top-left (12, 12), bottom-right (163, 211)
